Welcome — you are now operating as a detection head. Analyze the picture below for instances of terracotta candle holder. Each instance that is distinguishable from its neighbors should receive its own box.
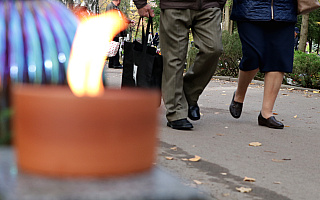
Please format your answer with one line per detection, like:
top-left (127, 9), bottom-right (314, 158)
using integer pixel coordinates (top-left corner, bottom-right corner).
top-left (12, 85), bottom-right (160, 177)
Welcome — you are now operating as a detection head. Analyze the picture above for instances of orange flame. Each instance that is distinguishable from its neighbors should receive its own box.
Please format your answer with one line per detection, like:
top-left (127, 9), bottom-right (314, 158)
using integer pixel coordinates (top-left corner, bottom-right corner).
top-left (67, 10), bottom-right (128, 97)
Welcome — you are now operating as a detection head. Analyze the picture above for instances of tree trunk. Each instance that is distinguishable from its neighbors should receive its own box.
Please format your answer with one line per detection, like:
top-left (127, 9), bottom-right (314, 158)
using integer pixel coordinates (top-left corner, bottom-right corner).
top-left (229, 20), bottom-right (233, 34)
top-left (298, 14), bottom-right (309, 52)
top-left (224, 5), bottom-right (230, 32)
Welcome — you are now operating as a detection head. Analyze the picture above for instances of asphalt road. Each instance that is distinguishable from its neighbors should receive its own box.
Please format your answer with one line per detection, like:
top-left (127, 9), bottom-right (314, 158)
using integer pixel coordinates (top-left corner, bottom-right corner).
top-left (106, 67), bottom-right (320, 200)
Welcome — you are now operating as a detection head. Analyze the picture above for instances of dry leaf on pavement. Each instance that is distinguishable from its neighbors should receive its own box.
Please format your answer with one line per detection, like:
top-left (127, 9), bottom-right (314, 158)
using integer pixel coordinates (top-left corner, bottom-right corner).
top-left (221, 173), bottom-right (227, 176)
top-left (170, 146), bottom-right (177, 151)
top-left (249, 142), bottom-right (262, 147)
top-left (189, 155), bottom-right (201, 162)
top-left (272, 159), bottom-right (284, 162)
top-left (193, 180), bottom-right (202, 185)
top-left (243, 177), bottom-right (256, 182)
top-left (294, 115), bottom-right (298, 118)
top-left (181, 158), bottom-right (189, 161)
top-left (236, 187), bottom-right (252, 193)
top-left (165, 157), bottom-right (174, 160)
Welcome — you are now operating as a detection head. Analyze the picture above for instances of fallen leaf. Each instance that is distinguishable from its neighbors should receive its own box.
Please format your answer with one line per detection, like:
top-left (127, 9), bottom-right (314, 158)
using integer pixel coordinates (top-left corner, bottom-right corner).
top-left (189, 155), bottom-right (201, 162)
top-left (170, 147), bottom-right (177, 151)
top-left (313, 90), bottom-right (319, 93)
top-left (249, 142), bottom-right (262, 147)
top-left (181, 158), bottom-right (189, 161)
top-left (273, 112), bottom-right (278, 115)
top-left (236, 187), bottom-right (252, 193)
top-left (282, 94), bottom-right (289, 96)
top-left (287, 88), bottom-right (294, 91)
top-left (274, 182), bottom-right (281, 184)
top-left (294, 115), bottom-right (298, 118)
top-left (249, 83), bottom-right (255, 85)
top-left (221, 173), bottom-right (227, 176)
top-left (193, 180), bottom-right (202, 185)
top-left (282, 158), bottom-right (291, 161)
top-left (243, 177), bottom-right (256, 182)
top-left (165, 157), bottom-right (174, 160)
top-left (284, 125), bottom-right (290, 127)
top-left (272, 159), bottom-right (284, 162)
top-left (216, 134), bottom-right (224, 136)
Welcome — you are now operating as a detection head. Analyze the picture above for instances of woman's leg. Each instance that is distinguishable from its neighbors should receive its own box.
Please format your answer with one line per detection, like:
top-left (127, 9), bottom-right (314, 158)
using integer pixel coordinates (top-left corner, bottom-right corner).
top-left (234, 68), bottom-right (259, 103)
top-left (261, 71), bottom-right (284, 119)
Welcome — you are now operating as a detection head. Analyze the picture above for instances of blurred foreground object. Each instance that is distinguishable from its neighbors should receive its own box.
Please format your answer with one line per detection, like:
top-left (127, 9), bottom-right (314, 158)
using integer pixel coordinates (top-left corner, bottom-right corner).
top-left (13, 86), bottom-right (159, 177)
top-left (0, 0), bottom-right (79, 144)
top-left (12, 8), bottom-right (160, 177)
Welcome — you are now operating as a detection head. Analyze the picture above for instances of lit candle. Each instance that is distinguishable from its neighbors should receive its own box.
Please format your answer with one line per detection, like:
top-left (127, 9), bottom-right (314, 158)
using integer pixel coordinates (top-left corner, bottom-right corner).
top-left (12, 10), bottom-right (160, 177)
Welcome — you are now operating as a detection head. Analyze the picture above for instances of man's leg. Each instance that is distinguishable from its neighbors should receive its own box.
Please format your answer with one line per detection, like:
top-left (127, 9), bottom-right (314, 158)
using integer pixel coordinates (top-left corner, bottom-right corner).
top-left (160, 9), bottom-right (191, 122)
top-left (183, 7), bottom-right (223, 106)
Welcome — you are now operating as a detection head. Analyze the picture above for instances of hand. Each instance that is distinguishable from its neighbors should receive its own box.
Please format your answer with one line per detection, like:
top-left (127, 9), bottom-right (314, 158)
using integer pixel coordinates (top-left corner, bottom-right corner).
top-left (137, 4), bottom-right (155, 17)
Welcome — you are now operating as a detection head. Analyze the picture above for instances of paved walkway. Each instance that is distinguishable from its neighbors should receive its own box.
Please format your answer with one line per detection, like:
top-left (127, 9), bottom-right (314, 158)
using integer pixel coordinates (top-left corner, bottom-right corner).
top-left (106, 68), bottom-right (320, 200)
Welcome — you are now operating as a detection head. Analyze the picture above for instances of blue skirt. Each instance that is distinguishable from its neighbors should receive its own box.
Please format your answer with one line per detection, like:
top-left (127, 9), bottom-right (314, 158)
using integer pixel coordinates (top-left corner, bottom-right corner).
top-left (237, 21), bottom-right (295, 73)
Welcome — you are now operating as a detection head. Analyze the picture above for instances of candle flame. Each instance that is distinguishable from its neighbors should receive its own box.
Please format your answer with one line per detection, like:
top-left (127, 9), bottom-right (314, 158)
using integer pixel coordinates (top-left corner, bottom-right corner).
top-left (67, 11), bottom-right (128, 97)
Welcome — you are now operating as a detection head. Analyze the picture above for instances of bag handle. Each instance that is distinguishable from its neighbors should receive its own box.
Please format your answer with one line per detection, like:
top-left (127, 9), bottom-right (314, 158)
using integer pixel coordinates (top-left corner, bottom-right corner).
top-left (134, 17), bottom-right (145, 41)
top-left (133, 17), bottom-right (154, 52)
top-left (142, 17), bottom-right (154, 52)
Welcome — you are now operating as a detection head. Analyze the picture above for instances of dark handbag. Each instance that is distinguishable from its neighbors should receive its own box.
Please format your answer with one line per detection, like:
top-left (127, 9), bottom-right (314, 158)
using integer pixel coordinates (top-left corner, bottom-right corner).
top-left (297, 0), bottom-right (320, 15)
top-left (121, 17), bottom-right (163, 90)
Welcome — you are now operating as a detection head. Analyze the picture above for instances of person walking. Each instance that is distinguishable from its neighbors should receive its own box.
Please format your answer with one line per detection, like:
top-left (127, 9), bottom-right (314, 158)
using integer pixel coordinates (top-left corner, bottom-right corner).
top-left (229, 0), bottom-right (297, 129)
top-left (152, 32), bottom-right (159, 47)
top-left (106, 0), bottom-right (130, 69)
top-left (294, 27), bottom-right (300, 51)
top-left (133, 0), bottom-right (225, 130)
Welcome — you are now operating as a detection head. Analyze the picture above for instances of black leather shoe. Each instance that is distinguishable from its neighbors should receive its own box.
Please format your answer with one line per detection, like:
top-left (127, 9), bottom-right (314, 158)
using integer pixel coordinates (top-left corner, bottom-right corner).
top-left (188, 104), bottom-right (200, 121)
top-left (167, 118), bottom-right (193, 130)
top-left (258, 112), bottom-right (284, 129)
top-left (229, 92), bottom-right (243, 119)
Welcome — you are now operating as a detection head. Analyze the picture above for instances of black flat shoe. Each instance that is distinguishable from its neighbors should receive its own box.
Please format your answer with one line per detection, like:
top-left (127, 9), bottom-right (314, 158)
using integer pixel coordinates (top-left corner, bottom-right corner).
top-left (167, 118), bottom-right (193, 130)
top-left (258, 112), bottom-right (284, 129)
top-left (188, 104), bottom-right (200, 121)
top-left (229, 92), bottom-right (243, 119)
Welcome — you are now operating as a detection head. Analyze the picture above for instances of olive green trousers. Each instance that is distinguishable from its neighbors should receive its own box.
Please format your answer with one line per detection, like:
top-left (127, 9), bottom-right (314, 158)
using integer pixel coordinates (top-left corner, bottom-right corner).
top-left (160, 7), bottom-right (223, 122)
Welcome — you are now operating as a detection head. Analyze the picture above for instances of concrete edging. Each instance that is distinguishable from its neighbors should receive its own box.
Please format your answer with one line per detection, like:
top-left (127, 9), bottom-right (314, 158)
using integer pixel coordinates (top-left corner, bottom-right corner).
top-left (212, 76), bottom-right (320, 92)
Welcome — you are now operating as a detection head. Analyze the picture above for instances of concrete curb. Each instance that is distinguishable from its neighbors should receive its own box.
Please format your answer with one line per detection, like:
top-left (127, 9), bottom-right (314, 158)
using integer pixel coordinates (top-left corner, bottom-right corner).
top-left (212, 76), bottom-right (320, 92)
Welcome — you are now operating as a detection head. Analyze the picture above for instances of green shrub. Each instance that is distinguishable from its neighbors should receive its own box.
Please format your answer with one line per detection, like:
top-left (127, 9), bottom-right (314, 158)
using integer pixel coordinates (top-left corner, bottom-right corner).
top-left (288, 51), bottom-right (320, 89)
top-left (215, 31), bottom-right (242, 77)
top-left (0, 107), bottom-right (12, 145)
top-left (186, 43), bottom-right (199, 70)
